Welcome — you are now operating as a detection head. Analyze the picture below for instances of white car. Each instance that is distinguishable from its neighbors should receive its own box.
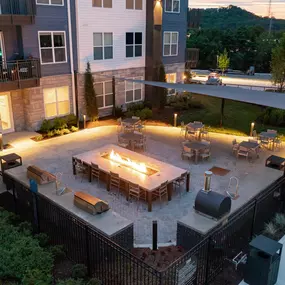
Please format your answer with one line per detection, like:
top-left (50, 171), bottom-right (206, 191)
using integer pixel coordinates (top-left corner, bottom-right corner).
top-left (206, 77), bottom-right (223, 85)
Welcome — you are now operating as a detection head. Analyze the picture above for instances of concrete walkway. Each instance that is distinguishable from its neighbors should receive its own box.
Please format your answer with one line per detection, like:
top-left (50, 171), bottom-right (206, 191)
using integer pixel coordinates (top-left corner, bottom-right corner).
top-left (0, 126), bottom-right (283, 244)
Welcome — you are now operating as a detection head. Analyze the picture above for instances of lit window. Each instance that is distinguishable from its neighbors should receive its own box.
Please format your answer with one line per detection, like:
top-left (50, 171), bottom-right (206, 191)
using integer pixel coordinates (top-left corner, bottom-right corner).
top-left (92, 0), bottom-right (112, 8)
top-left (44, 86), bottom-right (70, 118)
top-left (93, 33), bottom-right (113, 60)
top-left (166, 73), bottom-right (176, 95)
top-left (36, 0), bottom-right (64, 6)
top-left (165, 0), bottom-right (180, 12)
top-left (126, 32), bottom-right (142, 58)
top-left (39, 32), bottom-right (66, 64)
top-left (125, 77), bottom-right (142, 103)
top-left (126, 0), bottom-right (142, 10)
top-left (163, 32), bottom-right (178, 56)
top-left (94, 81), bottom-right (113, 109)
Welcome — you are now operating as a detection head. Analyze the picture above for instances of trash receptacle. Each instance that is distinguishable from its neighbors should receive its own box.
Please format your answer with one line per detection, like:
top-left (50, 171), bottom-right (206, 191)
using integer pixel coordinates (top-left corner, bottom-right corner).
top-left (244, 235), bottom-right (282, 285)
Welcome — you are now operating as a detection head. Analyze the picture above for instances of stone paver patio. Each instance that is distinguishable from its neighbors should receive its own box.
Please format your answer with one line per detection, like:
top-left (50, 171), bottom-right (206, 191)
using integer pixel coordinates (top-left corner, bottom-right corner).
top-left (0, 126), bottom-right (283, 245)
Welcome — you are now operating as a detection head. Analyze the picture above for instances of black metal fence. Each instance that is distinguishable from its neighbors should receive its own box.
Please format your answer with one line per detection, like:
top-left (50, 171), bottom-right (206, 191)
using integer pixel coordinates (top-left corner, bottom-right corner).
top-left (1, 172), bottom-right (285, 285)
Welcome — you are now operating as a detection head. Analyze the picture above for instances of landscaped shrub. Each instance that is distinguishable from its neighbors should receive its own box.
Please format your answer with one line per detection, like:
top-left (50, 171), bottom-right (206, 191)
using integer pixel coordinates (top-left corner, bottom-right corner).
top-left (49, 245), bottom-right (66, 261)
top-left (136, 108), bottom-right (152, 120)
top-left (53, 117), bottom-right (68, 130)
top-left (125, 110), bottom-right (134, 118)
top-left (22, 269), bottom-right (52, 285)
top-left (70, 126), bottom-right (79, 132)
top-left (46, 130), bottom-right (55, 138)
top-left (258, 108), bottom-right (285, 126)
top-left (263, 213), bottom-right (285, 240)
top-left (87, 278), bottom-right (102, 285)
top-left (34, 135), bottom-right (44, 142)
top-left (0, 211), bottom-right (53, 282)
top-left (34, 233), bottom-right (49, 247)
top-left (54, 129), bottom-right (62, 136)
top-left (62, 128), bottom-right (71, 135)
top-left (71, 264), bottom-right (88, 280)
top-left (66, 114), bottom-right (78, 127)
top-left (115, 106), bottom-right (124, 118)
top-left (127, 102), bottom-right (144, 112)
top-left (40, 119), bottom-right (53, 133)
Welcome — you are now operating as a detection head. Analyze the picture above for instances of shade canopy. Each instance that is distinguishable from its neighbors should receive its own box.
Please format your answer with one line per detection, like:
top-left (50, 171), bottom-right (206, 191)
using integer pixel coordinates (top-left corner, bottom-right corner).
top-left (114, 77), bottom-right (285, 110)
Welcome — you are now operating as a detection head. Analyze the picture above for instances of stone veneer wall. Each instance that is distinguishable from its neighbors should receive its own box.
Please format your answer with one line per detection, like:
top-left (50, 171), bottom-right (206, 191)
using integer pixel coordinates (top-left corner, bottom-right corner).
top-left (10, 90), bottom-right (25, 131)
top-left (77, 67), bottom-right (145, 119)
top-left (14, 74), bottom-right (73, 131)
top-left (164, 62), bottom-right (185, 83)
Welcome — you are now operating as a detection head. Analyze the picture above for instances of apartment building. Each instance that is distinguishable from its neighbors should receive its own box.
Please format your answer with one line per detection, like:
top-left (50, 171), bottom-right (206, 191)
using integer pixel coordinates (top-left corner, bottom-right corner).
top-left (75, 0), bottom-right (188, 117)
top-left (0, 0), bottom-right (75, 133)
top-left (0, 0), bottom-right (188, 132)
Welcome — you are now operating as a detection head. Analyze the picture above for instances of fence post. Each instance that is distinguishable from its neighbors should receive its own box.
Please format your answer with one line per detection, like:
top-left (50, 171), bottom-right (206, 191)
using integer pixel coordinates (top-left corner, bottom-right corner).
top-left (204, 238), bottom-right (211, 285)
top-left (250, 200), bottom-right (258, 240)
top-left (30, 179), bottom-right (40, 233)
top-left (85, 225), bottom-right (91, 276)
top-left (12, 180), bottom-right (17, 214)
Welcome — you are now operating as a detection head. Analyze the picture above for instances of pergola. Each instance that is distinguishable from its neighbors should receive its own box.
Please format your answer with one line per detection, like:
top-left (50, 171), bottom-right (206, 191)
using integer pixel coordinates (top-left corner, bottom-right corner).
top-left (112, 77), bottom-right (285, 125)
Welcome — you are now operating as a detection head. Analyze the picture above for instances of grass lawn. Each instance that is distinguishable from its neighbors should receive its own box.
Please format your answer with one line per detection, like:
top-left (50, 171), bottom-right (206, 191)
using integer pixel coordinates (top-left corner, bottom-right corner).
top-left (177, 94), bottom-right (285, 137)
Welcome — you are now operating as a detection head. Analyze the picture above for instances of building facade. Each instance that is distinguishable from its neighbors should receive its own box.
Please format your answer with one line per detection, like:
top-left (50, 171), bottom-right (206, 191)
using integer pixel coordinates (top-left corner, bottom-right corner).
top-left (0, 0), bottom-right (75, 133)
top-left (0, 0), bottom-right (188, 132)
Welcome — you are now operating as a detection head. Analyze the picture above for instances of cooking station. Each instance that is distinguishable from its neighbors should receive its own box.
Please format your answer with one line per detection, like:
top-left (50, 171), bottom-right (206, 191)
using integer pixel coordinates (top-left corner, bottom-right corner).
top-left (73, 144), bottom-right (190, 212)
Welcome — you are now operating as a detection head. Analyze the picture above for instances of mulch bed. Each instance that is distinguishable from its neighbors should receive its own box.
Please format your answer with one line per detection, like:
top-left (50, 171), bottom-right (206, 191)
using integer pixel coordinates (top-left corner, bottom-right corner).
top-left (132, 245), bottom-right (185, 271)
top-left (209, 166), bottom-right (230, 176)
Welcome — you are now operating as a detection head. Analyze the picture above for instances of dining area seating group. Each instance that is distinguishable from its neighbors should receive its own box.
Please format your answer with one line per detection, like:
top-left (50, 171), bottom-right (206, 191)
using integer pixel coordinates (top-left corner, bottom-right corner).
top-left (180, 121), bottom-right (211, 164)
top-left (117, 116), bottom-right (147, 151)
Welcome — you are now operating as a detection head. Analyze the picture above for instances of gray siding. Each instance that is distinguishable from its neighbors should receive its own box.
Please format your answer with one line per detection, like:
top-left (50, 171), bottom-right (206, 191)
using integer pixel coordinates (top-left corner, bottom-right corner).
top-left (162, 0), bottom-right (187, 65)
top-left (21, 0), bottom-right (71, 77)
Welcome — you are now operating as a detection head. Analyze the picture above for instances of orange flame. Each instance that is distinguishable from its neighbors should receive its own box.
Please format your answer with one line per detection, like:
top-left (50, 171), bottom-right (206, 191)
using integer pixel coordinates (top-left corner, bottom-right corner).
top-left (109, 150), bottom-right (147, 174)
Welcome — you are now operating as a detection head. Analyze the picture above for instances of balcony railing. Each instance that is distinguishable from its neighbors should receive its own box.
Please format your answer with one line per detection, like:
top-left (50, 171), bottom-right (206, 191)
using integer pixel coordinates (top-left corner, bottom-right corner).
top-left (0, 0), bottom-right (36, 25)
top-left (0, 59), bottom-right (41, 92)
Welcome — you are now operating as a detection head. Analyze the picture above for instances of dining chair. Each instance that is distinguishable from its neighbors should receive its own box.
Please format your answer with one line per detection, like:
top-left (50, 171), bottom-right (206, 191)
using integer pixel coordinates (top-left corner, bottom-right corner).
top-left (200, 130), bottom-right (209, 140)
top-left (181, 144), bottom-right (195, 161)
top-left (237, 146), bottom-right (249, 160)
top-left (118, 135), bottom-right (129, 148)
top-left (200, 148), bottom-right (211, 161)
top-left (109, 172), bottom-right (121, 198)
top-left (73, 159), bottom-right (88, 182)
top-left (232, 139), bottom-right (239, 154)
top-left (180, 121), bottom-right (186, 137)
top-left (135, 121), bottom-right (145, 133)
top-left (91, 163), bottom-right (100, 183)
top-left (134, 136), bottom-right (146, 151)
top-left (117, 118), bottom-right (122, 133)
top-left (173, 172), bottom-right (187, 197)
top-left (153, 181), bottom-right (168, 207)
top-left (128, 182), bottom-right (146, 201)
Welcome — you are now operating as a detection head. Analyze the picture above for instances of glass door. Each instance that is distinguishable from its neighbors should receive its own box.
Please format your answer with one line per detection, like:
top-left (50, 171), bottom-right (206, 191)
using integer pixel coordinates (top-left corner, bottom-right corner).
top-left (0, 94), bottom-right (14, 133)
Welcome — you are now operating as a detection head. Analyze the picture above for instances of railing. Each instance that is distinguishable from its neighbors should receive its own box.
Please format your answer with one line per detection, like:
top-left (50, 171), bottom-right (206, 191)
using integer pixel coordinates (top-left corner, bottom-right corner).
top-left (0, 59), bottom-right (41, 87)
top-left (0, 0), bottom-right (36, 16)
top-left (1, 172), bottom-right (285, 285)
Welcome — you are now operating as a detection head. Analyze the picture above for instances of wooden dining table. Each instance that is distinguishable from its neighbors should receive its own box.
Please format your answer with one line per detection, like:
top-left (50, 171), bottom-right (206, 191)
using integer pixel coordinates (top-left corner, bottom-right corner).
top-left (239, 141), bottom-right (260, 158)
top-left (72, 144), bottom-right (190, 212)
top-left (119, 132), bottom-right (143, 150)
top-left (259, 132), bottom-right (277, 150)
top-left (185, 122), bottom-right (205, 139)
top-left (184, 141), bottom-right (209, 164)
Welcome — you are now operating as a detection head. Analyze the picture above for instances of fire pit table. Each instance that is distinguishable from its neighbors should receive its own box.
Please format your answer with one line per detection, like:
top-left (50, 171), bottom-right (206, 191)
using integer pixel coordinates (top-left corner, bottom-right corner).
top-left (73, 144), bottom-right (190, 212)
top-left (266, 155), bottom-right (285, 171)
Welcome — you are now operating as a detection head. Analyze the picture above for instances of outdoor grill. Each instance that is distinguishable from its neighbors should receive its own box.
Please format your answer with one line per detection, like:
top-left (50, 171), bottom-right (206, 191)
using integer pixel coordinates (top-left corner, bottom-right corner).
top-left (194, 171), bottom-right (231, 220)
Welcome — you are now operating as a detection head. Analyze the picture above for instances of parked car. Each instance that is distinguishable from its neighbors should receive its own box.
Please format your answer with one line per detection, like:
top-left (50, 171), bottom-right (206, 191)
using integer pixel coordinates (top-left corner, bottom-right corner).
top-left (206, 77), bottom-right (223, 85)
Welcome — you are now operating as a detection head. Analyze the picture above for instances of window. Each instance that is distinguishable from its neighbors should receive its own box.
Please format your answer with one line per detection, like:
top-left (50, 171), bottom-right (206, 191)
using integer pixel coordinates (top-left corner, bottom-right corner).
top-left (126, 0), bottom-right (142, 10)
top-left (163, 32), bottom-right (178, 56)
top-left (93, 33), bottom-right (113, 60)
top-left (36, 0), bottom-right (64, 6)
top-left (165, 0), bottom-right (180, 12)
top-left (126, 32), bottom-right (142, 58)
top-left (94, 81), bottom-right (113, 109)
top-left (125, 77), bottom-right (142, 103)
top-left (92, 0), bottom-right (112, 8)
top-left (166, 73), bottom-right (176, 95)
top-left (39, 32), bottom-right (66, 64)
top-left (44, 86), bottom-right (70, 118)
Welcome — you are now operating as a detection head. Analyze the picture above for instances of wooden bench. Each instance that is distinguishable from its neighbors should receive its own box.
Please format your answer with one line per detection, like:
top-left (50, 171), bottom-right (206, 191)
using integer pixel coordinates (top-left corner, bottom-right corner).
top-left (74, 191), bottom-right (110, 215)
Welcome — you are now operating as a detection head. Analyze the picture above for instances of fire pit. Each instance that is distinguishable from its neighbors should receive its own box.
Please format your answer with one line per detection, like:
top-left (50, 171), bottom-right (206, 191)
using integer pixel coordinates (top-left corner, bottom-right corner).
top-left (101, 150), bottom-right (158, 176)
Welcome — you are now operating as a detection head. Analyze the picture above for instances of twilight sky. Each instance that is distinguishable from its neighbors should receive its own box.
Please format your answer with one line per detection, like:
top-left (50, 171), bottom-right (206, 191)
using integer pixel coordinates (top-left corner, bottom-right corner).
top-left (189, 0), bottom-right (285, 19)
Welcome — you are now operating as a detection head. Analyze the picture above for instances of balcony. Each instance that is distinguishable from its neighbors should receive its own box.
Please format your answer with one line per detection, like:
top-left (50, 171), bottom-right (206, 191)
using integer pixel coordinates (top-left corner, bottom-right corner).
top-left (0, 59), bottom-right (41, 92)
top-left (0, 0), bottom-right (36, 25)
top-left (186, 48), bottom-right (199, 69)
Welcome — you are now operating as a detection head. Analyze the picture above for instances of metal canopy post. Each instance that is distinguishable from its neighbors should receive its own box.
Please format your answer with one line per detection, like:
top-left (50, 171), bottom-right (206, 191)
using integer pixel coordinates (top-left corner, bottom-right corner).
top-left (220, 98), bottom-right (225, 127)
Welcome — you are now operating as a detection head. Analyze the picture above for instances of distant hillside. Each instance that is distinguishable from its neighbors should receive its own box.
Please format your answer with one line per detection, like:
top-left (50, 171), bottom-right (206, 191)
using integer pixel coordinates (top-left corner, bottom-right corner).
top-left (192, 5), bottom-right (285, 31)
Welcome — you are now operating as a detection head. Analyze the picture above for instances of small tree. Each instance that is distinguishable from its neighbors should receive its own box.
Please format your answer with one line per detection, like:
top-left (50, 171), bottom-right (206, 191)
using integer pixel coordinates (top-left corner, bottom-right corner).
top-left (184, 70), bottom-right (192, 84)
top-left (271, 34), bottom-right (285, 92)
top-left (218, 49), bottom-right (230, 75)
top-left (152, 64), bottom-right (167, 110)
top-left (84, 62), bottom-right (98, 121)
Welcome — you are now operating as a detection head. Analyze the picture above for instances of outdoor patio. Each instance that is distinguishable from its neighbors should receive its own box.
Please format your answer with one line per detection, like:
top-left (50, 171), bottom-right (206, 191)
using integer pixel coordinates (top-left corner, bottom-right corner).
top-left (0, 125), bottom-right (283, 245)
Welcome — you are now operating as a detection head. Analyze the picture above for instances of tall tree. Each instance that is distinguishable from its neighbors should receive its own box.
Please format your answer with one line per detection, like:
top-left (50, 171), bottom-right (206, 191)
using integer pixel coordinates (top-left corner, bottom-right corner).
top-left (157, 64), bottom-right (167, 109)
top-left (218, 49), bottom-right (230, 74)
top-left (84, 62), bottom-right (98, 121)
top-left (271, 34), bottom-right (285, 92)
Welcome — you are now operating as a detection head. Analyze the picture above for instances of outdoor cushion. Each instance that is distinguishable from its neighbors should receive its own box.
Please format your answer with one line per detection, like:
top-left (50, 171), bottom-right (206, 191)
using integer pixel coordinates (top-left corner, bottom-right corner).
top-left (27, 165), bottom-right (56, 185)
